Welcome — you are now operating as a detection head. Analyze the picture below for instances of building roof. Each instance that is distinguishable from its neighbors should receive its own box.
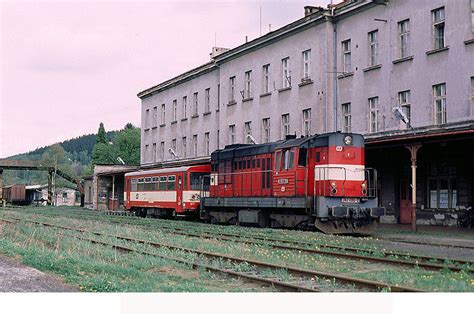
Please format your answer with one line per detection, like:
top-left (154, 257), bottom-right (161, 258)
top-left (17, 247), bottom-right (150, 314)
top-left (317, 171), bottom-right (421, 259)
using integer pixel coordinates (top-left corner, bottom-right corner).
top-left (125, 166), bottom-right (197, 177)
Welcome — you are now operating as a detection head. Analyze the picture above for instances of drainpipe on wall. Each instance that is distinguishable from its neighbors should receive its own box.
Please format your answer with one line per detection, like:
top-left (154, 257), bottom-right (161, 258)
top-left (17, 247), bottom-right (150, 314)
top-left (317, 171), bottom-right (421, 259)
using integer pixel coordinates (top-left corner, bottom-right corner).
top-left (332, 7), bottom-right (338, 132)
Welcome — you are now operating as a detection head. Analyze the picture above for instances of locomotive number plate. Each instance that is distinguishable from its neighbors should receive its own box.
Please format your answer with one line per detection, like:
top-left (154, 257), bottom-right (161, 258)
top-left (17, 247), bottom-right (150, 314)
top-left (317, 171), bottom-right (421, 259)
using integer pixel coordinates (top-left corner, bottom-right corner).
top-left (278, 178), bottom-right (289, 184)
top-left (341, 198), bottom-right (360, 204)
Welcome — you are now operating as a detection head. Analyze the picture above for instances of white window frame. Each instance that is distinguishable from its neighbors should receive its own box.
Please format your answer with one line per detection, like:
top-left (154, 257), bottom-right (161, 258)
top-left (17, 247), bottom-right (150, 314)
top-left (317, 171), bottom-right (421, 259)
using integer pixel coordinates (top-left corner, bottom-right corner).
top-left (368, 97), bottom-right (379, 133)
top-left (433, 83), bottom-right (447, 125)
top-left (342, 39), bottom-right (352, 73)
top-left (302, 49), bottom-right (311, 81)
top-left (262, 118), bottom-right (270, 143)
top-left (244, 121), bottom-right (252, 143)
top-left (432, 7), bottom-right (445, 50)
top-left (281, 57), bottom-right (290, 88)
top-left (205, 88), bottom-right (210, 113)
top-left (182, 136), bottom-right (187, 158)
top-left (193, 92), bottom-right (198, 116)
top-left (244, 71), bottom-right (252, 98)
top-left (229, 76), bottom-right (236, 102)
top-left (398, 90), bottom-right (411, 128)
top-left (204, 132), bottom-right (210, 155)
top-left (160, 104), bottom-right (166, 125)
top-left (182, 96), bottom-right (187, 119)
top-left (281, 113), bottom-right (290, 139)
top-left (193, 135), bottom-right (198, 157)
top-left (172, 99), bottom-right (177, 122)
top-left (368, 30), bottom-right (378, 67)
top-left (302, 108), bottom-right (311, 136)
top-left (398, 19), bottom-right (410, 58)
top-left (229, 124), bottom-right (236, 144)
top-left (342, 103), bottom-right (351, 133)
top-left (262, 64), bottom-right (270, 94)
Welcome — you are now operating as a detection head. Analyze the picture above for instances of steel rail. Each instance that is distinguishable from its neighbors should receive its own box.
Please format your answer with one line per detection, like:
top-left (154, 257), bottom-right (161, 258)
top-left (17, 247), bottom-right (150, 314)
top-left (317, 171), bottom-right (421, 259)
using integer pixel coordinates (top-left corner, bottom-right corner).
top-left (0, 217), bottom-right (317, 292)
top-left (1, 216), bottom-right (424, 292)
top-left (4, 209), bottom-right (473, 270)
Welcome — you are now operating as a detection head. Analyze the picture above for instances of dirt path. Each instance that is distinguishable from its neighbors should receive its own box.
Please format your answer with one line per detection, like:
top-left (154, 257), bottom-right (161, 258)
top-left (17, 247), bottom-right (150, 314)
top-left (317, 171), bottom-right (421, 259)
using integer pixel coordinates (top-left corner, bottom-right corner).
top-left (0, 254), bottom-right (78, 292)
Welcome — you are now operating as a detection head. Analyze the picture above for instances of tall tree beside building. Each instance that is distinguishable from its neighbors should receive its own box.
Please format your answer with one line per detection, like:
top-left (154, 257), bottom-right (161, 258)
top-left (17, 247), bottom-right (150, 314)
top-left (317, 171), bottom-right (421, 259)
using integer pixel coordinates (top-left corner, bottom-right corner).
top-left (92, 123), bottom-right (140, 165)
top-left (96, 122), bottom-right (107, 144)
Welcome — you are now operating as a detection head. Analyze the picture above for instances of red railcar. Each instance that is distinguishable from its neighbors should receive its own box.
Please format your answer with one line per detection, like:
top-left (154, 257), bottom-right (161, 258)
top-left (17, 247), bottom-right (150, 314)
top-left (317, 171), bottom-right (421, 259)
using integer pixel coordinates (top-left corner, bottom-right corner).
top-left (2, 184), bottom-right (26, 205)
top-left (202, 132), bottom-right (384, 234)
top-left (124, 165), bottom-right (210, 218)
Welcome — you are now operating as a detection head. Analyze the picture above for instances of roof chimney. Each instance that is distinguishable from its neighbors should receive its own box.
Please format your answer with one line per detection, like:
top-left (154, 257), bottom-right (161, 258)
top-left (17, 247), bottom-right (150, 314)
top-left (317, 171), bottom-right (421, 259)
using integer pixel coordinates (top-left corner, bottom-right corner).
top-left (210, 47), bottom-right (230, 60)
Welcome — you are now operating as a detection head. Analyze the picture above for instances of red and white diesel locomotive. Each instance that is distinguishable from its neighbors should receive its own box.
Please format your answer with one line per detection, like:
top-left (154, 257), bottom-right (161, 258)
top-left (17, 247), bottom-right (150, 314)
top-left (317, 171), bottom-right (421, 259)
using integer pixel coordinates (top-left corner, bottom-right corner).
top-left (124, 132), bottom-right (384, 234)
top-left (124, 165), bottom-right (210, 218)
top-left (201, 132), bottom-right (384, 234)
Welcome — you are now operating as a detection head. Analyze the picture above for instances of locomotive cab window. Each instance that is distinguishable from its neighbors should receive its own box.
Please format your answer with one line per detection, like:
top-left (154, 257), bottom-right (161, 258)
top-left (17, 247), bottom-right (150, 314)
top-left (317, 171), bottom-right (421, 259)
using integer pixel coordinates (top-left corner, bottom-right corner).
top-left (298, 148), bottom-right (307, 167)
top-left (159, 176), bottom-right (167, 190)
top-left (167, 175), bottom-right (176, 190)
top-left (275, 151), bottom-right (282, 171)
top-left (137, 178), bottom-right (145, 191)
top-left (280, 149), bottom-right (295, 170)
top-left (131, 179), bottom-right (138, 191)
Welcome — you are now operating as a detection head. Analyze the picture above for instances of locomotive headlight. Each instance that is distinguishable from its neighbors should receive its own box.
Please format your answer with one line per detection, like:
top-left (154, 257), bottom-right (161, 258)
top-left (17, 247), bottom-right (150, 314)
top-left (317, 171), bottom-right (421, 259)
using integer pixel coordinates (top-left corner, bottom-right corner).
top-left (344, 135), bottom-right (353, 145)
top-left (331, 182), bottom-right (337, 188)
top-left (361, 183), bottom-right (367, 188)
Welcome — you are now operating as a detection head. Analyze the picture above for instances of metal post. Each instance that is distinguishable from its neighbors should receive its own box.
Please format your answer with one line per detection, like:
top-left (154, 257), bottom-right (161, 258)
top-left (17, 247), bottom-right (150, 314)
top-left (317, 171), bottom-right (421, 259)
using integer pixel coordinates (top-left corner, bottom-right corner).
top-left (47, 169), bottom-right (53, 206)
top-left (0, 169), bottom-right (3, 207)
top-left (111, 175), bottom-right (115, 211)
top-left (405, 144), bottom-right (422, 232)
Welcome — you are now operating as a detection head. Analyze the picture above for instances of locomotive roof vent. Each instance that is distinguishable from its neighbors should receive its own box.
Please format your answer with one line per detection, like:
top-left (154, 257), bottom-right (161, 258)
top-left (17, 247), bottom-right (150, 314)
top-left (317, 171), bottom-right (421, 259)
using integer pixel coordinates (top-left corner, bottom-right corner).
top-left (285, 134), bottom-right (297, 140)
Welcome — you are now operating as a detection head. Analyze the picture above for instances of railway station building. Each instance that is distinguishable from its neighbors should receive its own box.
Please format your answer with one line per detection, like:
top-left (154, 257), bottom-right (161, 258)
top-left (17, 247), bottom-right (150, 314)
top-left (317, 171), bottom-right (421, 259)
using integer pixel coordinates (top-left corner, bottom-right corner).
top-left (137, 0), bottom-right (474, 226)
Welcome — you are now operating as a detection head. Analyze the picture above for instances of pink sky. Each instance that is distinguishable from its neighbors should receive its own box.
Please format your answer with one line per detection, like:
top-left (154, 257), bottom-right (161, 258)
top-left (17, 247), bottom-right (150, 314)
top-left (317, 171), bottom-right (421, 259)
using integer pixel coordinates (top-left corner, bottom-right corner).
top-left (0, 0), bottom-right (329, 158)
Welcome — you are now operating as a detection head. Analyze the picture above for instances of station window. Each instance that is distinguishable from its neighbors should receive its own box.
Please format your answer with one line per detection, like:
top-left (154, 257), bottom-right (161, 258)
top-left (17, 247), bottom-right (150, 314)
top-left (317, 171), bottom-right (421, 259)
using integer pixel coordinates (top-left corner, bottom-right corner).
top-left (131, 179), bottom-right (138, 192)
top-left (167, 175), bottom-right (176, 190)
top-left (137, 178), bottom-right (145, 191)
top-left (159, 176), bottom-right (167, 190)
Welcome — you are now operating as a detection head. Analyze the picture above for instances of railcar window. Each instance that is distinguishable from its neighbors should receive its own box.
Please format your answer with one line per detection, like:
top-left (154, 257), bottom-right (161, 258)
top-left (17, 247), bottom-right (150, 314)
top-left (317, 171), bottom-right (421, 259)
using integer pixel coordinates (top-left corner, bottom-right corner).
top-left (257, 159), bottom-right (260, 168)
top-left (247, 160), bottom-right (251, 169)
top-left (131, 179), bottom-right (138, 191)
top-left (152, 177), bottom-right (159, 190)
top-left (137, 178), bottom-right (145, 191)
top-left (190, 172), bottom-right (210, 190)
top-left (239, 160), bottom-right (242, 170)
top-left (275, 152), bottom-right (281, 171)
top-left (234, 162), bottom-right (237, 171)
top-left (145, 177), bottom-right (152, 190)
top-left (252, 159), bottom-right (255, 168)
top-left (167, 175), bottom-right (176, 190)
top-left (159, 176), bottom-right (167, 190)
top-left (183, 173), bottom-right (187, 190)
top-left (225, 160), bottom-right (232, 184)
top-left (298, 148), bottom-right (307, 166)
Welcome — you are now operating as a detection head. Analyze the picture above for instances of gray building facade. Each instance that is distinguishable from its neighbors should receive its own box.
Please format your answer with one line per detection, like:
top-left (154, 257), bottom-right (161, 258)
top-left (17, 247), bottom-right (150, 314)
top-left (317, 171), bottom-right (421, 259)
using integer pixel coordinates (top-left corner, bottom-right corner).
top-left (138, 0), bottom-right (474, 225)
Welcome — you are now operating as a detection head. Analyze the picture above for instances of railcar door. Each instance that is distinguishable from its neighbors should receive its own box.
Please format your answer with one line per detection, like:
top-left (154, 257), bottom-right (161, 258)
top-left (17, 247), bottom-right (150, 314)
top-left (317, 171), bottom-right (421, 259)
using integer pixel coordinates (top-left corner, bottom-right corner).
top-left (176, 173), bottom-right (183, 213)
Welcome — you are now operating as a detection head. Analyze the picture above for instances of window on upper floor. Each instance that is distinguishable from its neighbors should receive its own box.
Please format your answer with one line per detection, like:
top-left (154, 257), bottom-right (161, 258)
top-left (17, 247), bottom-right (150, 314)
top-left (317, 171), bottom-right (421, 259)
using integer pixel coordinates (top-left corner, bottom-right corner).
top-left (145, 109), bottom-right (150, 129)
top-left (244, 121), bottom-right (252, 143)
top-left (398, 90), bottom-right (411, 128)
top-left (342, 103), bottom-right (351, 133)
top-left (193, 135), bottom-right (198, 156)
top-left (302, 49), bottom-right (311, 81)
top-left (262, 118), bottom-right (270, 143)
top-left (217, 84), bottom-right (220, 111)
top-left (153, 106), bottom-right (158, 127)
top-left (368, 30), bottom-right (379, 67)
top-left (432, 7), bottom-right (445, 50)
top-left (160, 104), bottom-right (166, 125)
top-left (281, 113), bottom-right (290, 139)
top-left (204, 132), bottom-right (210, 156)
top-left (172, 99), bottom-right (177, 122)
top-left (262, 64), bottom-right (270, 94)
top-left (470, 77), bottom-right (474, 116)
top-left (153, 143), bottom-right (157, 162)
top-left (171, 138), bottom-right (177, 153)
top-left (244, 71), bottom-right (252, 98)
top-left (229, 124), bottom-right (236, 144)
top-left (342, 39), bottom-right (352, 73)
top-left (182, 136), bottom-right (187, 158)
top-left (193, 92), bottom-right (198, 116)
top-left (159, 142), bottom-right (164, 161)
top-left (398, 19), bottom-right (410, 58)
top-left (433, 83), bottom-right (447, 125)
top-left (229, 76), bottom-right (236, 102)
top-left (205, 88), bottom-right (210, 113)
top-left (368, 97), bottom-right (379, 133)
top-left (144, 144), bottom-right (149, 162)
top-left (281, 57), bottom-right (290, 88)
top-left (182, 96), bottom-right (187, 119)
top-left (302, 108), bottom-right (311, 136)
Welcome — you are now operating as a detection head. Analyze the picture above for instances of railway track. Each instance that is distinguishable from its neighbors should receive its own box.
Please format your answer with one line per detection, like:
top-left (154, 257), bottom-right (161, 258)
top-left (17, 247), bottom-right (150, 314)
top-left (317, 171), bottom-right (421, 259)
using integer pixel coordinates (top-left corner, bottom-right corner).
top-left (0, 216), bottom-right (423, 292)
top-left (3, 209), bottom-right (473, 273)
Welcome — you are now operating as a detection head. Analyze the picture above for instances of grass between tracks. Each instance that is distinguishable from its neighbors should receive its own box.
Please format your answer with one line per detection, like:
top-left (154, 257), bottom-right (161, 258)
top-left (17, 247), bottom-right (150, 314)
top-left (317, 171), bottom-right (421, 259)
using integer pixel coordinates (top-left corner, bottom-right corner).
top-left (0, 206), bottom-right (473, 292)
